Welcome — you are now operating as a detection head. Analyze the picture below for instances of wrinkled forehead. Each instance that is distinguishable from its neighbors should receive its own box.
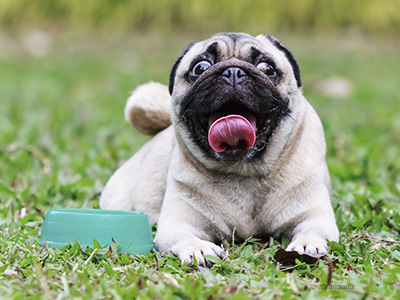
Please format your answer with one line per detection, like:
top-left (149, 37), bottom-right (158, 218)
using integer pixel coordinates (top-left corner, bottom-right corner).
top-left (179, 32), bottom-right (285, 67)
top-left (206, 33), bottom-right (263, 59)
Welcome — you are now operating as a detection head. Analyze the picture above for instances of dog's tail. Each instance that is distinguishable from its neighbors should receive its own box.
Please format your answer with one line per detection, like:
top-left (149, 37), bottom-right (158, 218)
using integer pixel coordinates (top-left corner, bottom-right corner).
top-left (124, 82), bottom-right (172, 135)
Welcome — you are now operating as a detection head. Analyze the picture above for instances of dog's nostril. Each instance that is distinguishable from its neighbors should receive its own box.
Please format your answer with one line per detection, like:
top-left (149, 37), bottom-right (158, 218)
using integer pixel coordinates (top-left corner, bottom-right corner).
top-left (222, 67), bottom-right (246, 85)
top-left (236, 68), bottom-right (246, 78)
top-left (222, 68), bottom-right (231, 78)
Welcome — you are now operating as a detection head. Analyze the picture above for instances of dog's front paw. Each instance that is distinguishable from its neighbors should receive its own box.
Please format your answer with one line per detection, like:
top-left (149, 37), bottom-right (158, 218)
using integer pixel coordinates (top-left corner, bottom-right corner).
top-left (287, 236), bottom-right (328, 258)
top-left (170, 240), bottom-right (226, 267)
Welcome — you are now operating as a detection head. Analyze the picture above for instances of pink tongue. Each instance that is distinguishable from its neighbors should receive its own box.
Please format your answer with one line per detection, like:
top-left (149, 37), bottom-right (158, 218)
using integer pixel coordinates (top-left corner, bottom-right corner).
top-left (208, 114), bottom-right (256, 152)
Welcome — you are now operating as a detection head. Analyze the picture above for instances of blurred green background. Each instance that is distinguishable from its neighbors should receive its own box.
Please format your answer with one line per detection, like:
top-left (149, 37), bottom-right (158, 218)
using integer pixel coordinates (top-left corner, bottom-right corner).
top-left (1, 0), bottom-right (400, 34)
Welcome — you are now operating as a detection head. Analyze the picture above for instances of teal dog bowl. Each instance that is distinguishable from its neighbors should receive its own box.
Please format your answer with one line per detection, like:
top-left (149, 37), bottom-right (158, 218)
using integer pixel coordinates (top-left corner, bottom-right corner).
top-left (39, 209), bottom-right (154, 254)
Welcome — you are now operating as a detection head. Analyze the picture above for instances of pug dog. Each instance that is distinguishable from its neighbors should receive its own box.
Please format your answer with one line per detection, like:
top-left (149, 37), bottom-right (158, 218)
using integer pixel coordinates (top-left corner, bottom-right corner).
top-left (100, 32), bottom-right (339, 266)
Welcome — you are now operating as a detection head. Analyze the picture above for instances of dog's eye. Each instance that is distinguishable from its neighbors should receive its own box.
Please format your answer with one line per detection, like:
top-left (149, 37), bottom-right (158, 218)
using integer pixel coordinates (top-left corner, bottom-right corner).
top-left (191, 61), bottom-right (212, 76)
top-left (256, 62), bottom-right (276, 77)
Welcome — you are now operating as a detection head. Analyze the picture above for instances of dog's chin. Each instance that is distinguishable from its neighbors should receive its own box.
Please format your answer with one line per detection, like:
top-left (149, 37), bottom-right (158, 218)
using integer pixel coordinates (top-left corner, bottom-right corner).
top-left (181, 94), bottom-right (289, 163)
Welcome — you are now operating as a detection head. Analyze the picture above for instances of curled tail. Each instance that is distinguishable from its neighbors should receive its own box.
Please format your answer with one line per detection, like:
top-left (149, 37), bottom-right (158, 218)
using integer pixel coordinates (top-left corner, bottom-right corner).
top-left (124, 82), bottom-right (172, 135)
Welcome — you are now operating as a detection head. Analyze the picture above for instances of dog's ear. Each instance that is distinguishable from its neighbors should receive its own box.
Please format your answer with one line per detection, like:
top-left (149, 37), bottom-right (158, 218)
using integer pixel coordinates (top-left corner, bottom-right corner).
top-left (265, 35), bottom-right (302, 88)
top-left (169, 42), bottom-right (195, 95)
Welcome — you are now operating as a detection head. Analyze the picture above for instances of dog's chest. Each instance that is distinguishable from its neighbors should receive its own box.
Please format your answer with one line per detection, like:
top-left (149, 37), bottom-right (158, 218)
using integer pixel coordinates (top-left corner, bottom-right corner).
top-left (196, 176), bottom-right (273, 239)
top-left (172, 151), bottom-right (278, 239)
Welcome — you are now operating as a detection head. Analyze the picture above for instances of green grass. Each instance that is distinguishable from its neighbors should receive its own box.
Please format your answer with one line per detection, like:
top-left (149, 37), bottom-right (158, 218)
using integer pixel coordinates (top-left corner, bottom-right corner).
top-left (1, 31), bottom-right (400, 299)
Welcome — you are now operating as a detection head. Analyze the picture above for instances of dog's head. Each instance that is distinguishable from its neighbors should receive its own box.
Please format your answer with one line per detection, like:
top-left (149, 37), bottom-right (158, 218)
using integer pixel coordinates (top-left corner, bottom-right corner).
top-left (169, 33), bottom-right (303, 171)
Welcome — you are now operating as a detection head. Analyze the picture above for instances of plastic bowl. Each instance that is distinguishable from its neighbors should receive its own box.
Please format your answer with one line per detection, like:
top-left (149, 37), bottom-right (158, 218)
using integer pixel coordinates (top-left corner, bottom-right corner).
top-left (39, 209), bottom-right (154, 254)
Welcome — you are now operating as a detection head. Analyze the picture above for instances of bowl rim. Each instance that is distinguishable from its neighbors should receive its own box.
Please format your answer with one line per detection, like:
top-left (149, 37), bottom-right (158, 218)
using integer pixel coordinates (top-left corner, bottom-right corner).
top-left (46, 208), bottom-right (147, 216)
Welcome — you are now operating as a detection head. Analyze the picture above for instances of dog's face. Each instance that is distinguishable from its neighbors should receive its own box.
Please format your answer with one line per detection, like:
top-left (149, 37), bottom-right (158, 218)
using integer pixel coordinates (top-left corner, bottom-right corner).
top-left (169, 33), bottom-right (303, 169)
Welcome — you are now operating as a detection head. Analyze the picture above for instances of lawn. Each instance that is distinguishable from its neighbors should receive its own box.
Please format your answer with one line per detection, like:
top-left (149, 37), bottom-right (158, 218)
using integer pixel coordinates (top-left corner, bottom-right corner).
top-left (1, 31), bottom-right (400, 299)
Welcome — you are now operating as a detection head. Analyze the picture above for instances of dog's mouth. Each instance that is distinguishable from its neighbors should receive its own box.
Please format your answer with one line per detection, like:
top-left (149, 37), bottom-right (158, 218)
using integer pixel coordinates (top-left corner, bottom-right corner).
top-left (188, 98), bottom-right (285, 161)
top-left (208, 111), bottom-right (256, 153)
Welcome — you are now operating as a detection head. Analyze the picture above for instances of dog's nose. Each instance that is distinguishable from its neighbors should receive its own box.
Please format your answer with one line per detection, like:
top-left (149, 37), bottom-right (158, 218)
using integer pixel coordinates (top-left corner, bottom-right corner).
top-left (222, 67), bottom-right (246, 85)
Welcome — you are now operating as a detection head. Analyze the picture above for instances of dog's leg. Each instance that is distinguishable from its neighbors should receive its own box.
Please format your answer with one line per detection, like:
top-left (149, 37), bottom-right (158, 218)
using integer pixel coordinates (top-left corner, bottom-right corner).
top-left (154, 181), bottom-right (226, 266)
top-left (282, 182), bottom-right (339, 258)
